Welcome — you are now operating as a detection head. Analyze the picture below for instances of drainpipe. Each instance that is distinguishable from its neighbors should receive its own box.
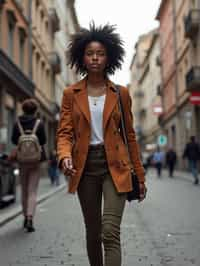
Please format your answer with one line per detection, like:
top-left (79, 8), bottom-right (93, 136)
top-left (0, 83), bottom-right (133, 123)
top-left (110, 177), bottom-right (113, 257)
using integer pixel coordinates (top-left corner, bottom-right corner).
top-left (28, 0), bottom-right (33, 80)
top-left (172, 0), bottom-right (182, 159)
top-left (172, 0), bottom-right (179, 110)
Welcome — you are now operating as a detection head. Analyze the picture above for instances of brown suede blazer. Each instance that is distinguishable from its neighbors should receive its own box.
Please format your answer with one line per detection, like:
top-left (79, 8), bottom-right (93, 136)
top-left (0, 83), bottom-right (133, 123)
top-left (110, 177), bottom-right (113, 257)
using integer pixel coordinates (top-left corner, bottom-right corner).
top-left (57, 77), bottom-right (145, 193)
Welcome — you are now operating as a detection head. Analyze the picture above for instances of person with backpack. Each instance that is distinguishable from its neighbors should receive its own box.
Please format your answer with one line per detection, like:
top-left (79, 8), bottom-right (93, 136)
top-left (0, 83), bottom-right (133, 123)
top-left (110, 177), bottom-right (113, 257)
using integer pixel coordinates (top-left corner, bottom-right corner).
top-left (11, 98), bottom-right (46, 232)
top-left (183, 136), bottom-right (200, 185)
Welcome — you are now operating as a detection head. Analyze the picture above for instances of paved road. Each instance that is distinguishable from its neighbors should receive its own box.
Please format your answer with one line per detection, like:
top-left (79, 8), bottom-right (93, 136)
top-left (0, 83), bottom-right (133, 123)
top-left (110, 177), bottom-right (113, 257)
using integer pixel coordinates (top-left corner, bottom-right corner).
top-left (0, 169), bottom-right (200, 266)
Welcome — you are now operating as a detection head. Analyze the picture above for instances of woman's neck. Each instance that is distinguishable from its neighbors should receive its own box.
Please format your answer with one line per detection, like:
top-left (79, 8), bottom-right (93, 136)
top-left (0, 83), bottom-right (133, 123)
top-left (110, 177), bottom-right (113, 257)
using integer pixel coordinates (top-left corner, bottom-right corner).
top-left (86, 74), bottom-right (106, 88)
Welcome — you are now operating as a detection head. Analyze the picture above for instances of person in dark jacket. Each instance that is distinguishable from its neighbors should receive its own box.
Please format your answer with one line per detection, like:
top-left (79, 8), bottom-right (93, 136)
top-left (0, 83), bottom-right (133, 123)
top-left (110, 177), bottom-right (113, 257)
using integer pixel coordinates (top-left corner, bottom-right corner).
top-left (183, 136), bottom-right (200, 185)
top-left (166, 147), bottom-right (177, 178)
top-left (11, 98), bottom-right (46, 232)
top-left (48, 150), bottom-right (59, 186)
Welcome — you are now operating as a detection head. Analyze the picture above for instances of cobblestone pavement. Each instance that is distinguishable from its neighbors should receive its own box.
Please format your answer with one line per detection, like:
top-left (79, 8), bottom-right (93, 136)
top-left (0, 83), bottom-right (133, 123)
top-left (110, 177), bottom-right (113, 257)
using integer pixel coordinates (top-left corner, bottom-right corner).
top-left (0, 174), bottom-right (66, 226)
top-left (0, 169), bottom-right (200, 266)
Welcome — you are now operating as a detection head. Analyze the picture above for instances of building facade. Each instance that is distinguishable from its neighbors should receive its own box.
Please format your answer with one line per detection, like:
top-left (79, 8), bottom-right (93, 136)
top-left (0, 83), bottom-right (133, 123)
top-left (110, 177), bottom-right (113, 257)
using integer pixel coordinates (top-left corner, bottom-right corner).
top-left (31, 0), bottom-right (62, 153)
top-left (0, 0), bottom-right (34, 152)
top-left (0, 0), bottom-right (80, 155)
top-left (53, 0), bottom-right (79, 115)
top-left (157, 0), bottom-right (200, 165)
top-left (129, 30), bottom-right (161, 151)
top-left (156, 0), bottom-right (178, 152)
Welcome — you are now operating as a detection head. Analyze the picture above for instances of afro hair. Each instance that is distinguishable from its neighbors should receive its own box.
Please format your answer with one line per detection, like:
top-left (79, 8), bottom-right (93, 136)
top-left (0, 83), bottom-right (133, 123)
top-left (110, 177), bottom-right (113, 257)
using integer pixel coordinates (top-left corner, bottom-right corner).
top-left (67, 22), bottom-right (125, 76)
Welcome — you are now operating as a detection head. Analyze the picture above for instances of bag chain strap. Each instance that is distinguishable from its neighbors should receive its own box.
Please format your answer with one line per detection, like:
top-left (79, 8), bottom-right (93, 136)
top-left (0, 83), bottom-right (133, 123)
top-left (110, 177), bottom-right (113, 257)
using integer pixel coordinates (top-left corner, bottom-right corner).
top-left (116, 85), bottom-right (135, 174)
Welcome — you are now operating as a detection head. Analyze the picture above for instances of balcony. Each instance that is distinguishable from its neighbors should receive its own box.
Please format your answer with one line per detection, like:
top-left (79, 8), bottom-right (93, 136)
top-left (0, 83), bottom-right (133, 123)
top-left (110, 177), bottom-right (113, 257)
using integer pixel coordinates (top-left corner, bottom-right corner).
top-left (48, 52), bottom-right (61, 74)
top-left (186, 66), bottom-right (200, 92)
top-left (156, 55), bottom-right (161, 66)
top-left (139, 108), bottom-right (146, 118)
top-left (133, 90), bottom-right (144, 98)
top-left (156, 84), bottom-right (162, 96)
top-left (158, 114), bottom-right (164, 126)
top-left (0, 49), bottom-right (34, 97)
top-left (49, 8), bottom-right (60, 33)
top-left (184, 9), bottom-right (200, 39)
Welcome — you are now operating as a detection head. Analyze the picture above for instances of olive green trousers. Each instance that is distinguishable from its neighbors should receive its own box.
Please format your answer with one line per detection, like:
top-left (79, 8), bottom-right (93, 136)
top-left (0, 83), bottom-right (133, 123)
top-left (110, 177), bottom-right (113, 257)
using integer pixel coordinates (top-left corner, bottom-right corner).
top-left (77, 145), bottom-right (126, 266)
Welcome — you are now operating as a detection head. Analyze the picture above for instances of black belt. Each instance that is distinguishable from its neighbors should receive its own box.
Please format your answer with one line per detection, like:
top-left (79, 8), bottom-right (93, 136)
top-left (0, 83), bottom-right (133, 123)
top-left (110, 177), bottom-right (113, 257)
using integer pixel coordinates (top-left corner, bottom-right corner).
top-left (89, 143), bottom-right (104, 150)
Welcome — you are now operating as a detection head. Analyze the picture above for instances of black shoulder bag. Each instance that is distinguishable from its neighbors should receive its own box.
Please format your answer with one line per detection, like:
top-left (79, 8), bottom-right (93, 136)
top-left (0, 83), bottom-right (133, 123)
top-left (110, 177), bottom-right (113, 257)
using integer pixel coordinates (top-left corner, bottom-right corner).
top-left (117, 86), bottom-right (142, 202)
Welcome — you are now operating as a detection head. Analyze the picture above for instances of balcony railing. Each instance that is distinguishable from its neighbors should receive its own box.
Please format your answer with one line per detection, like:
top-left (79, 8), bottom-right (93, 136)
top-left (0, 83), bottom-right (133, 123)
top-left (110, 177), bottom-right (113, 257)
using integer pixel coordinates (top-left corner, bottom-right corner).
top-left (184, 9), bottom-right (200, 39)
top-left (156, 84), bottom-right (162, 96)
top-left (48, 51), bottom-right (61, 74)
top-left (0, 49), bottom-right (34, 96)
top-left (139, 108), bottom-right (146, 118)
top-left (156, 55), bottom-right (161, 66)
top-left (49, 8), bottom-right (60, 33)
top-left (133, 90), bottom-right (144, 98)
top-left (186, 66), bottom-right (200, 92)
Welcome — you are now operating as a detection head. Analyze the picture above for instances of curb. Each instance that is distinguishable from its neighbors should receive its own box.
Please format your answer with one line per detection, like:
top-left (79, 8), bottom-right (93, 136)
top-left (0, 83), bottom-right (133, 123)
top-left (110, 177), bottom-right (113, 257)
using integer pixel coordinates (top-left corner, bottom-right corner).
top-left (0, 183), bottom-right (66, 227)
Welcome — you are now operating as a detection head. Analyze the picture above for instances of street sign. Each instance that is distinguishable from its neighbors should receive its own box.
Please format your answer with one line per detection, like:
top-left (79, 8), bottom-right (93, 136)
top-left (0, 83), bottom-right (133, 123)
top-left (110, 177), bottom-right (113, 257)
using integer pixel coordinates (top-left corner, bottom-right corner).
top-left (157, 135), bottom-right (167, 146)
top-left (190, 92), bottom-right (200, 105)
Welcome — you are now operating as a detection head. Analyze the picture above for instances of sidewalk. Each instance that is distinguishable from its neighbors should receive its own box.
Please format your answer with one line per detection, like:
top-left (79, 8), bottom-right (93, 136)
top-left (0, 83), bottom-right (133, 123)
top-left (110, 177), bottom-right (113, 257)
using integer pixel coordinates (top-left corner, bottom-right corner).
top-left (150, 167), bottom-right (198, 183)
top-left (0, 174), bottom-right (66, 227)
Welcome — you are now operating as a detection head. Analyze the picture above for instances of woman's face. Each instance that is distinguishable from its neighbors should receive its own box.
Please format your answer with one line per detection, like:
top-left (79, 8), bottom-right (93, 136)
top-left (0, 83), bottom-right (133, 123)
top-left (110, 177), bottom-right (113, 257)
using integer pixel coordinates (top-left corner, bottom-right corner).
top-left (83, 41), bottom-right (108, 74)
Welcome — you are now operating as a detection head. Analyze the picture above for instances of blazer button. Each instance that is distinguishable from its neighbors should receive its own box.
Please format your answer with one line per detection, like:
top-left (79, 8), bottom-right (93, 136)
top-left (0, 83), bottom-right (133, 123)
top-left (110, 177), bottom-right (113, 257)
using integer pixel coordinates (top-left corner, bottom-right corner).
top-left (115, 144), bottom-right (119, 150)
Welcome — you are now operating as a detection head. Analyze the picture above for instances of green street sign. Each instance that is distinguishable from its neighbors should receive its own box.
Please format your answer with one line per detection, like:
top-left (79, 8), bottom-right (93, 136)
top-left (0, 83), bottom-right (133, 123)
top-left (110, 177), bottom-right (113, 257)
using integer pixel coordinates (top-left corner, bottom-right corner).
top-left (157, 135), bottom-right (167, 146)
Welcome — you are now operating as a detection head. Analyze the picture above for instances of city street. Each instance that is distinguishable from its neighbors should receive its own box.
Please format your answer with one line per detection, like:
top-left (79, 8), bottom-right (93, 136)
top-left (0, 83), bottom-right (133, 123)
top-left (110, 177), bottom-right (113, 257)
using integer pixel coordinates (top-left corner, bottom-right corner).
top-left (0, 169), bottom-right (200, 266)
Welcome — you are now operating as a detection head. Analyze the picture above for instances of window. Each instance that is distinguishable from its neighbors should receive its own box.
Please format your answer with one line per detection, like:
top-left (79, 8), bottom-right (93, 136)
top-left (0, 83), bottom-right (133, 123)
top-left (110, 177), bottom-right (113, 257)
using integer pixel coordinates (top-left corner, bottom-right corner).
top-left (19, 28), bottom-right (26, 70)
top-left (8, 21), bottom-right (14, 58)
top-left (7, 11), bottom-right (16, 58)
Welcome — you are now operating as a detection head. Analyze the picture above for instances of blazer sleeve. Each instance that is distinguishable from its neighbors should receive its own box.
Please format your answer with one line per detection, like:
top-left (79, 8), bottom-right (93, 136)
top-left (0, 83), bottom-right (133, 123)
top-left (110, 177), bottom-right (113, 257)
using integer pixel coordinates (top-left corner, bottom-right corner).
top-left (56, 88), bottom-right (74, 167)
top-left (120, 87), bottom-right (145, 183)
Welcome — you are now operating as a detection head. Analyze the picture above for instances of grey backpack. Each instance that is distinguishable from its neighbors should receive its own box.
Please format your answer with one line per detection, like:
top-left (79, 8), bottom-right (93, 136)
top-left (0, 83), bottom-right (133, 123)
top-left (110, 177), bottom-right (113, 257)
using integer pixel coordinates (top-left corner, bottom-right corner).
top-left (16, 119), bottom-right (41, 163)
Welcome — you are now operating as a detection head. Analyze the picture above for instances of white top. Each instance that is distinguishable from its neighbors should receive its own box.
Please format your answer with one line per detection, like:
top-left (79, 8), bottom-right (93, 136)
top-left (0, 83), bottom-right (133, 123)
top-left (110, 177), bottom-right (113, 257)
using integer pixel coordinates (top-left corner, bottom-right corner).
top-left (88, 94), bottom-right (106, 145)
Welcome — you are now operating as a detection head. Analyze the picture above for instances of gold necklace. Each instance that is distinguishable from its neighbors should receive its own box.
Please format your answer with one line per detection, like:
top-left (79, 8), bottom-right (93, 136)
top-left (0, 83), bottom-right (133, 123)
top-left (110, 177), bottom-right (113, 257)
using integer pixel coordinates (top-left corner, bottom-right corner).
top-left (91, 96), bottom-right (101, 106)
top-left (87, 84), bottom-right (106, 106)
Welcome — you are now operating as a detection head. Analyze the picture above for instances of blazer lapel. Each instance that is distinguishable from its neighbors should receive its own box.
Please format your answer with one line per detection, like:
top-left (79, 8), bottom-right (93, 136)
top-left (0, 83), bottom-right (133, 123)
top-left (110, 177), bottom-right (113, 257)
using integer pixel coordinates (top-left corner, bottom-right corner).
top-left (73, 78), bottom-right (118, 130)
top-left (73, 79), bottom-right (91, 124)
top-left (103, 82), bottom-right (118, 132)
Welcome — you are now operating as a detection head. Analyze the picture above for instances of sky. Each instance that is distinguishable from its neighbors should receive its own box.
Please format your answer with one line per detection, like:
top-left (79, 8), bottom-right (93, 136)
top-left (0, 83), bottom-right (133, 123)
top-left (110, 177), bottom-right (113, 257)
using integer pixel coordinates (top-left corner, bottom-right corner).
top-left (75, 0), bottom-right (162, 86)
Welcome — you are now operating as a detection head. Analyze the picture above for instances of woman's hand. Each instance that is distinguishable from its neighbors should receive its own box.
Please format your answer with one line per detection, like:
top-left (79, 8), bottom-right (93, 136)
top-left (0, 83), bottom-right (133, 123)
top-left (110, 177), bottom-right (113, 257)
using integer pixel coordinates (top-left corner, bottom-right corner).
top-left (138, 182), bottom-right (147, 202)
top-left (62, 157), bottom-right (77, 176)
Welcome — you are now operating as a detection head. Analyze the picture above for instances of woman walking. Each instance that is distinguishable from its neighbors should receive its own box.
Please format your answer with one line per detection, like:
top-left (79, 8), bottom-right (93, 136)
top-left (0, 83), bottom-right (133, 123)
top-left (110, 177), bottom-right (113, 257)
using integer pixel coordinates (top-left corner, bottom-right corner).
top-left (57, 23), bottom-right (146, 266)
top-left (11, 99), bottom-right (46, 232)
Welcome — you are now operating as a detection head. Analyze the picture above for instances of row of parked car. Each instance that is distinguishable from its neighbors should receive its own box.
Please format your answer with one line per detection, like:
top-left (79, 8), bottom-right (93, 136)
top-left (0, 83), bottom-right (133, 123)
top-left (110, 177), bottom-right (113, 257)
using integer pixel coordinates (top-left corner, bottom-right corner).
top-left (0, 154), bottom-right (19, 208)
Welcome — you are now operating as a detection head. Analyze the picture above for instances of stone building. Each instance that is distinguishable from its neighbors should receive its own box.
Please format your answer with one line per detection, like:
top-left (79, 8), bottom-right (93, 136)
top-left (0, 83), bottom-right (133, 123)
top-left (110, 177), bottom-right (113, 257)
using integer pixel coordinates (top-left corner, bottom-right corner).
top-left (53, 0), bottom-right (79, 119)
top-left (156, 0), bottom-right (200, 164)
top-left (0, 0), bottom-right (34, 152)
top-left (31, 0), bottom-right (61, 153)
top-left (0, 0), bottom-right (80, 155)
top-left (129, 29), bottom-right (161, 151)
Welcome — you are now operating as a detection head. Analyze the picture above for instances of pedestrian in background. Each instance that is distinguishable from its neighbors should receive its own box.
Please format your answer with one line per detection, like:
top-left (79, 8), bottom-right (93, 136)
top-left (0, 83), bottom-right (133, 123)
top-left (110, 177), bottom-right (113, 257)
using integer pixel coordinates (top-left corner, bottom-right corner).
top-left (48, 150), bottom-right (60, 186)
top-left (11, 98), bottom-right (46, 232)
top-left (183, 136), bottom-right (200, 185)
top-left (166, 147), bottom-right (177, 178)
top-left (57, 23), bottom-right (146, 266)
top-left (153, 146), bottom-right (165, 177)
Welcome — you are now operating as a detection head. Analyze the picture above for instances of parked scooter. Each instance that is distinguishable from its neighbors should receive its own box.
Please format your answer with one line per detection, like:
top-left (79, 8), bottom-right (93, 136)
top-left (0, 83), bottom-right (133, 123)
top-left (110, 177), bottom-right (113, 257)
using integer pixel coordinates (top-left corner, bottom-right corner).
top-left (0, 153), bottom-right (19, 208)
